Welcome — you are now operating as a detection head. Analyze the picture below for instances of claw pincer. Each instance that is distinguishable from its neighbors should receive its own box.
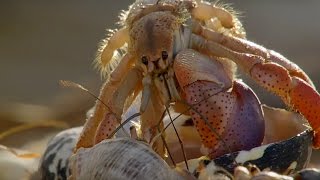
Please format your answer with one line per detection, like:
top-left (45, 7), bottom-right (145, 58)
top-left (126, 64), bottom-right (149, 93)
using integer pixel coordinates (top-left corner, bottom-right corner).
top-left (174, 49), bottom-right (264, 158)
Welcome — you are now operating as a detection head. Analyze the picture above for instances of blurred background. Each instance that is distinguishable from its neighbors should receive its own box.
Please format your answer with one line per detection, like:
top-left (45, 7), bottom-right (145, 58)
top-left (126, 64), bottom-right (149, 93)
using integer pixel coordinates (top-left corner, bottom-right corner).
top-left (0, 0), bottom-right (319, 172)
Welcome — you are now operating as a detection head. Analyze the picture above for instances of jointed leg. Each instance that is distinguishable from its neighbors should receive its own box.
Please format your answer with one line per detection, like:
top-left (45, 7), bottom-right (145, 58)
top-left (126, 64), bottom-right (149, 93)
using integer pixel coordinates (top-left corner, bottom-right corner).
top-left (94, 68), bottom-right (143, 144)
top-left (191, 1), bottom-right (234, 28)
top-left (99, 28), bottom-right (129, 68)
top-left (192, 22), bottom-right (314, 87)
top-left (75, 54), bottom-right (136, 150)
top-left (140, 84), bottom-right (166, 157)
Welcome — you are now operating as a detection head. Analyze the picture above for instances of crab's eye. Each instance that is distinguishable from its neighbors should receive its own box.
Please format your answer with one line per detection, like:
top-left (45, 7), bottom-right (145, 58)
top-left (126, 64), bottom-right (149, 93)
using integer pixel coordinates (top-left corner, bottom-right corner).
top-left (162, 51), bottom-right (168, 60)
top-left (141, 56), bottom-right (148, 65)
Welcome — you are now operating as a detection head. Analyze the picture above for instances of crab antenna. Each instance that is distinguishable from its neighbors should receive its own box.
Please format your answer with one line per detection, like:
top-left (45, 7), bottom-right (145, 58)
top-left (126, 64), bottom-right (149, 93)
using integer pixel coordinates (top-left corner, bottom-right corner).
top-left (155, 90), bottom-right (239, 166)
top-left (165, 105), bottom-right (189, 170)
top-left (106, 108), bottom-right (177, 166)
top-left (152, 93), bottom-right (239, 167)
top-left (59, 80), bottom-right (110, 111)
top-left (151, 109), bottom-right (180, 166)
top-left (151, 106), bottom-right (187, 169)
top-left (59, 80), bottom-right (129, 137)
top-left (153, 108), bottom-right (177, 167)
top-left (107, 112), bottom-right (141, 139)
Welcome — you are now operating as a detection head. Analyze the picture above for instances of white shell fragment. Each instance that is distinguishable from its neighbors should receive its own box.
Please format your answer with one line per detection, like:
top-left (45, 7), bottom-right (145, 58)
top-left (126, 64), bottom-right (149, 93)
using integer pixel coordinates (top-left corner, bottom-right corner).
top-left (70, 138), bottom-right (185, 180)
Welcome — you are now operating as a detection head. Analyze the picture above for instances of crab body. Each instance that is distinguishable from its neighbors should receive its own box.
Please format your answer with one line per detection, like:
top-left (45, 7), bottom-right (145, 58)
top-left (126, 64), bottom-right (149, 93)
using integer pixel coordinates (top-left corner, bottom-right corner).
top-left (75, 0), bottom-right (320, 160)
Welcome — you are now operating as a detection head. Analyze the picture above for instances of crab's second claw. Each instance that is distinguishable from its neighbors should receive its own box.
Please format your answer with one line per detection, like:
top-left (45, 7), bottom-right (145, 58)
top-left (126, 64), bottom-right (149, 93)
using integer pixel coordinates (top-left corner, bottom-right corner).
top-left (249, 63), bottom-right (320, 148)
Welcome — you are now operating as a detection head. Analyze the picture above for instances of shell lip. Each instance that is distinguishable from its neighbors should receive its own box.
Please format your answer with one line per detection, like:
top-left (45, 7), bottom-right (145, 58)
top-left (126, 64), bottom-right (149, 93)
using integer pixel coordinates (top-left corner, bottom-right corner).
top-left (212, 129), bottom-right (313, 174)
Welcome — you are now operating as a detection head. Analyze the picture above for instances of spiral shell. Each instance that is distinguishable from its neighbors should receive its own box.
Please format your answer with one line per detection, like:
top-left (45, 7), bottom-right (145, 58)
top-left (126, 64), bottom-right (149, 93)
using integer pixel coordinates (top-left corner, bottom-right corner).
top-left (69, 138), bottom-right (186, 180)
top-left (39, 127), bottom-right (82, 179)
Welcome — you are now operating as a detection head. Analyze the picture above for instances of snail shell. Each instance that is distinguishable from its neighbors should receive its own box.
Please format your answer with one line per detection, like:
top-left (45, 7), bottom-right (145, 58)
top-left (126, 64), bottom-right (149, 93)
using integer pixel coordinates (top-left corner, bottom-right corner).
top-left (39, 126), bottom-right (82, 179)
top-left (69, 138), bottom-right (186, 180)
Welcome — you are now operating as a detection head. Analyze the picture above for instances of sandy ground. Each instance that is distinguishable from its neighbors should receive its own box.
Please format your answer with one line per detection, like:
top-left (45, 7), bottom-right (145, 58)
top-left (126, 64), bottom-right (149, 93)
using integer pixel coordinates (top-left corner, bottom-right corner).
top-left (0, 0), bottom-right (319, 173)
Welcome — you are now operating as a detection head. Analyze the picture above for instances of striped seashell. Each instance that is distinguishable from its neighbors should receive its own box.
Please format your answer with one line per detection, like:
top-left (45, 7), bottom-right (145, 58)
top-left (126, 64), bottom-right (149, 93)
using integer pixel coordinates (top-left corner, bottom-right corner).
top-left (69, 138), bottom-right (187, 180)
top-left (39, 127), bottom-right (82, 180)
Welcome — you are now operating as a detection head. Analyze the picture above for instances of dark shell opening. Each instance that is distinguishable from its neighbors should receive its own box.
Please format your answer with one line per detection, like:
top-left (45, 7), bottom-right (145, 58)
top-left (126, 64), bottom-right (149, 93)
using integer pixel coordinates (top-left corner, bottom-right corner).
top-left (172, 105), bottom-right (313, 175)
top-left (213, 129), bottom-right (313, 174)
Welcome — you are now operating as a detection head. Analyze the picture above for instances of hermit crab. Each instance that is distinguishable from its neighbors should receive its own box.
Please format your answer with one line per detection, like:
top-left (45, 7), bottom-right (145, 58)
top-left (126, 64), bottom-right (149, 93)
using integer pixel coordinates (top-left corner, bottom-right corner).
top-left (37, 0), bottom-right (320, 179)
top-left (75, 0), bottom-right (319, 158)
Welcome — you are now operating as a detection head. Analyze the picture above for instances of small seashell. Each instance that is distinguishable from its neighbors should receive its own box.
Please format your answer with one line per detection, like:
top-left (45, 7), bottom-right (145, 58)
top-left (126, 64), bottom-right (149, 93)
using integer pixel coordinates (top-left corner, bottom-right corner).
top-left (69, 138), bottom-right (185, 180)
top-left (39, 127), bottom-right (82, 180)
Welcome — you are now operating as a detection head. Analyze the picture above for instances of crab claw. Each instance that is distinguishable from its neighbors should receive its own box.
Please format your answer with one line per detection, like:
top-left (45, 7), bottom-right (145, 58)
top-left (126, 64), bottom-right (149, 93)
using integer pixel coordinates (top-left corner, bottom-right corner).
top-left (235, 59), bottom-right (320, 149)
top-left (248, 62), bottom-right (320, 149)
top-left (174, 50), bottom-right (265, 158)
top-left (289, 77), bottom-right (320, 148)
top-left (190, 25), bottom-right (320, 148)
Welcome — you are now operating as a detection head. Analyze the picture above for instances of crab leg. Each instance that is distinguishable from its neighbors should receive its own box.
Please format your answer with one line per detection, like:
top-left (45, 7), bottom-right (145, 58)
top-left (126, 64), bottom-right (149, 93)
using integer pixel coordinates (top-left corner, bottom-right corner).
top-left (99, 27), bottom-right (129, 67)
top-left (140, 81), bottom-right (166, 157)
top-left (75, 54), bottom-right (136, 150)
top-left (192, 22), bottom-right (314, 87)
top-left (191, 33), bottom-right (320, 148)
top-left (94, 67), bottom-right (143, 144)
top-left (191, 1), bottom-right (234, 28)
top-left (174, 49), bottom-right (265, 158)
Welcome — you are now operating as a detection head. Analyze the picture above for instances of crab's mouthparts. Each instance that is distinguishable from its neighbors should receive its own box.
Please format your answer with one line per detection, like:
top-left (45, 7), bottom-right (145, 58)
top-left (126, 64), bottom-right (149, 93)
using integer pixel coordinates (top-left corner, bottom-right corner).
top-left (162, 74), bottom-right (173, 101)
top-left (155, 68), bottom-right (181, 104)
